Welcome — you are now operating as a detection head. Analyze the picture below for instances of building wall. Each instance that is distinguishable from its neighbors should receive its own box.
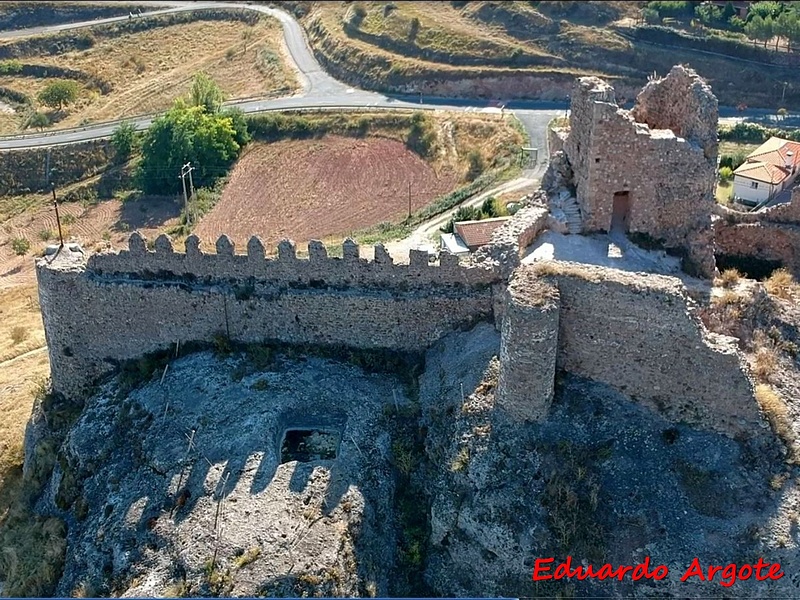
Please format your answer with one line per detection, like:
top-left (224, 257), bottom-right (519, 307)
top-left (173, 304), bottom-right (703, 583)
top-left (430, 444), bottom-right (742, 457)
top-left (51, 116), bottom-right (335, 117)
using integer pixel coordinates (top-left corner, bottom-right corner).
top-left (733, 175), bottom-right (774, 204)
top-left (37, 234), bottom-right (502, 400)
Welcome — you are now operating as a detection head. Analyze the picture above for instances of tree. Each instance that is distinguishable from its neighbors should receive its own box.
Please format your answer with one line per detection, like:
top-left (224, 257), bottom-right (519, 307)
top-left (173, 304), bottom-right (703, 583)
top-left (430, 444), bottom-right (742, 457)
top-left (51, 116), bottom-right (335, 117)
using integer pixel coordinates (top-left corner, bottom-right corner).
top-left (189, 72), bottom-right (225, 114)
top-left (642, 7), bottom-right (660, 24)
top-left (745, 14), bottom-right (773, 47)
top-left (221, 107), bottom-right (251, 147)
top-left (775, 10), bottom-right (800, 50)
top-left (748, 1), bottom-right (782, 20)
top-left (695, 3), bottom-right (722, 26)
top-left (137, 102), bottom-right (245, 195)
top-left (111, 121), bottom-right (137, 162)
top-left (721, 1), bottom-right (736, 22)
top-left (25, 111), bottom-right (49, 131)
top-left (37, 79), bottom-right (79, 110)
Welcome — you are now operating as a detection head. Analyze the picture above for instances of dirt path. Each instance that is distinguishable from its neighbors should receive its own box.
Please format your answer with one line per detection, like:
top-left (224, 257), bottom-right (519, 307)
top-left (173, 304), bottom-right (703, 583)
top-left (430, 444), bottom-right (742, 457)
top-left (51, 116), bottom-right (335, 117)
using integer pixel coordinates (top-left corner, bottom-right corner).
top-left (0, 346), bottom-right (46, 368)
top-left (383, 175), bottom-right (539, 261)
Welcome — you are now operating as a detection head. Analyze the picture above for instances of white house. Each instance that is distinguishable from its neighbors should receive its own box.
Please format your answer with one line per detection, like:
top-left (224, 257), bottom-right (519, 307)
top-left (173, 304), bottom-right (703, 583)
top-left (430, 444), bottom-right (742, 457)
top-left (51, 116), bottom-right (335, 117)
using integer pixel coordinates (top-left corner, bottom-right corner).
top-left (732, 137), bottom-right (800, 205)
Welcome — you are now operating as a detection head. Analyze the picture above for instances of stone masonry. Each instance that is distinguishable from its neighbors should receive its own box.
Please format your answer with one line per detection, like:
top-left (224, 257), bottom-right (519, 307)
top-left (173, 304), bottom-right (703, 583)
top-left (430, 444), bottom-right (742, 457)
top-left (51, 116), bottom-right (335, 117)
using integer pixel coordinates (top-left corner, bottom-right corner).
top-left (496, 271), bottom-right (559, 422)
top-left (37, 234), bottom-right (502, 401)
top-left (34, 66), bottom-right (777, 443)
top-left (714, 187), bottom-right (800, 275)
top-left (556, 65), bottom-right (719, 278)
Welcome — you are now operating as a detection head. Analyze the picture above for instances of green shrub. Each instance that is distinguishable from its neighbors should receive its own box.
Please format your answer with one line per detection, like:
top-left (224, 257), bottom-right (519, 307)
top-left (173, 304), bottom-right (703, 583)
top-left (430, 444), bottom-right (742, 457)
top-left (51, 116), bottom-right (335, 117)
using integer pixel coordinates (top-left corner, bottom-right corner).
top-left (11, 238), bottom-right (30, 255)
top-left (646, 1), bottom-right (694, 19)
top-left (111, 121), bottom-right (138, 162)
top-left (466, 149), bottom-right (485, 181)
top-left (406, 111), bottom-right (436, 158)
top-left (24, 111), bottom-right (49, 131)
top-left (441, 205), bottom-right (482, 233)
top-left (719, 166), bottom-right (734, 181)
top-left (0, 59), bottom-right (23, 75)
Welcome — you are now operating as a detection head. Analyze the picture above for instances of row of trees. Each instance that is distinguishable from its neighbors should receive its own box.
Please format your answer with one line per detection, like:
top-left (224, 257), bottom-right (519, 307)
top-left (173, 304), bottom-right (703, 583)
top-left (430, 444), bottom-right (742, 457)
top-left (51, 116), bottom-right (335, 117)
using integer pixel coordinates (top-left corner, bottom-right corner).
top-left (643, 1), bottom-right (800, 49)
top-left (744, 11), bottom-right (800, 49)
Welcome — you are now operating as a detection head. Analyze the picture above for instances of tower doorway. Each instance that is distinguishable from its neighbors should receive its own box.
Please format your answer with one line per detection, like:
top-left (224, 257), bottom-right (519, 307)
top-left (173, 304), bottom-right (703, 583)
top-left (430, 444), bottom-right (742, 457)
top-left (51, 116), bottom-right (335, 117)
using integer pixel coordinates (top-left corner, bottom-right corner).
top-left (611, 191), bottom-right (631, 233)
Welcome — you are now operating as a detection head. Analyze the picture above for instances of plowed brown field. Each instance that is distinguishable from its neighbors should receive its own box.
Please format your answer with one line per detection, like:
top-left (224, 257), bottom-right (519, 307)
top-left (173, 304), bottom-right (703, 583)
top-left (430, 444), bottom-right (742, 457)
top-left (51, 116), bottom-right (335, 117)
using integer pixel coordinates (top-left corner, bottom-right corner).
top-left (193, 136), bottom-right (461, 251)
top-left (0, 195), bottom-right (181, 289)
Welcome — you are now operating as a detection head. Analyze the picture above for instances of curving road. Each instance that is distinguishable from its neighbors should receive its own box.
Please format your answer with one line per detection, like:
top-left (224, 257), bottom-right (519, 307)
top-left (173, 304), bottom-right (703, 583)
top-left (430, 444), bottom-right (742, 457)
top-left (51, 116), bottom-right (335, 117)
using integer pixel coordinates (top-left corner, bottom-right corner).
top-left (0, 1), bottom-right (785, 175)
top-left (0, 0), bottom-right (559, 177)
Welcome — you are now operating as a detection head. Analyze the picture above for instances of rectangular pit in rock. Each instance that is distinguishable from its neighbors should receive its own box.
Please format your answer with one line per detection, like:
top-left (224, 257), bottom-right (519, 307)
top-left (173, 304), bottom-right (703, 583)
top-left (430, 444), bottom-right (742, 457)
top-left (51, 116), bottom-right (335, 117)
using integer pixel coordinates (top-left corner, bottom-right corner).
top-left (280, 428), bottom-right (341, 463)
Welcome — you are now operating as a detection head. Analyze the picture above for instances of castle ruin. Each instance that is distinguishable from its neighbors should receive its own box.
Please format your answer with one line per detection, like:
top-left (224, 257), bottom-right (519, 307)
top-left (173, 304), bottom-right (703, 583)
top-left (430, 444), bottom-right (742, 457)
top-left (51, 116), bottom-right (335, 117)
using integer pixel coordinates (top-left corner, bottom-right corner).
top-left (547, 64), bottom-right (719, 278)
top-left (36, 66), bottom-right (777, 445)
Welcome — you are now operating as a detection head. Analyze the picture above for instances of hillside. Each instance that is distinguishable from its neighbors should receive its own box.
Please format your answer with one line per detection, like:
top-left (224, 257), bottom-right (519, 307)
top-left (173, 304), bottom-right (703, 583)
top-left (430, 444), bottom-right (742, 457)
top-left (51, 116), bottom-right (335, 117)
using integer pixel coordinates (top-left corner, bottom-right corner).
top-left (196, 111), bottom-right (523, 250)
top-left (0, 9), bottom-right (297, 134)
top-left (292, 0), bottom-right (799, 109)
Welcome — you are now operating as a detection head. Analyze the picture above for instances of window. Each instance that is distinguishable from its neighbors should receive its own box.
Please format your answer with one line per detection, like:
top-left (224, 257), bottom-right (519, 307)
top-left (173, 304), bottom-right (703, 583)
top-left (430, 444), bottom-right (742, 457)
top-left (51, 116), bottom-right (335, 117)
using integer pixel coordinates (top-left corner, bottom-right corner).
top-left (750, 181), bottom-right (759, 189)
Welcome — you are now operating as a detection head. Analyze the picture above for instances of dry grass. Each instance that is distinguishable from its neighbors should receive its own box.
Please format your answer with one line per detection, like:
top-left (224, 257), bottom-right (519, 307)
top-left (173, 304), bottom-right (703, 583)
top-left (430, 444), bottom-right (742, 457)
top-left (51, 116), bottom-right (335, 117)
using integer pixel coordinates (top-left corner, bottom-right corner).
top-left (715, 181), bottom-right (733, 205)
top-left (715, 268), bottom-right (742, 288)
top-left (0, 285), bottom-right (45, 363)
top-left (719, 141), bottom-right (763, 156)
top-left (764, 268), bottom-right (799, 300)
top-left (449, 446), bottom-right (470, 472)
top-left (0, 346), bottom-right (62, 597)
top-left (0, 18), bottom-right (297, 133)
top-left (712, 289), bottom-right (744, 307)
top-left (754, 384), bottom-right (797, 463)
top-left (752, 346), bottom-right (779, 382)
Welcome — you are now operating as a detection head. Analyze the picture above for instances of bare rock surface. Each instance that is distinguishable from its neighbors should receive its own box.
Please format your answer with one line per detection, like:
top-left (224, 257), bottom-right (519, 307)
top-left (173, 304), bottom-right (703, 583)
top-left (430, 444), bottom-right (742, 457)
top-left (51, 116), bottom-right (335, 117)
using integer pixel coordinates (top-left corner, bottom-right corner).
top-left (47, 351), bottom-right (406, 597)
top-left (421, 331), bottom-right (800, 598)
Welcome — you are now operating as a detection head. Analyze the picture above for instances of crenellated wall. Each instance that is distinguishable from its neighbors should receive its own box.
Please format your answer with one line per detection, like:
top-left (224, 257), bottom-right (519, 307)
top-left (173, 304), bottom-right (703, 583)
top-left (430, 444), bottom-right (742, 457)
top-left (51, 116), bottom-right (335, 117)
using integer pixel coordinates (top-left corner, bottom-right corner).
top-left (37, 233), bottom-right (502, 401)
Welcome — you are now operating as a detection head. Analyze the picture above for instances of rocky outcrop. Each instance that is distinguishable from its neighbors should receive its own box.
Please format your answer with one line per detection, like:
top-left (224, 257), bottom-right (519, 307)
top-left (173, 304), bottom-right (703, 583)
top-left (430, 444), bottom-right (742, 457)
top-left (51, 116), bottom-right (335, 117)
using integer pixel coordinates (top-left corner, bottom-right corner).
top-left (43, 351), bottom-right (407, 597)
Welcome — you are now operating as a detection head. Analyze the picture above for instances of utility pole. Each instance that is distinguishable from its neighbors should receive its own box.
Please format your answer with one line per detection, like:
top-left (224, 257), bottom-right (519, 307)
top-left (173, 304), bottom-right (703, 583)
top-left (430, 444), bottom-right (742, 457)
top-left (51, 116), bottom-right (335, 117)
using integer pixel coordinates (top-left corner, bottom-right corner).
top-left (187, 164), bottom-right (196, 224)
top-left (179, 162), bottom-right (195, 225)
top-left (52, 183), bottom-right (64, 248)
top-left (408, 182), bottom-right (412, 219)
top-left (781, 81), bottom-right (788, 105)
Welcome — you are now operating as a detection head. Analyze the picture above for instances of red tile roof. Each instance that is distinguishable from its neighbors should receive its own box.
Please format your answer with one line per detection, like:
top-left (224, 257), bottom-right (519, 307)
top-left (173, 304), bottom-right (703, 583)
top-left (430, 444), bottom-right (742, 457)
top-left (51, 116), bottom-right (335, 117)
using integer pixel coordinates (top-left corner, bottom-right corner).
top-left (734, 137), bottom-right (800, 185)
top-left (735, 162), bottom-right (791, 185)
top-left (454, 217), bottom-right (510, 249)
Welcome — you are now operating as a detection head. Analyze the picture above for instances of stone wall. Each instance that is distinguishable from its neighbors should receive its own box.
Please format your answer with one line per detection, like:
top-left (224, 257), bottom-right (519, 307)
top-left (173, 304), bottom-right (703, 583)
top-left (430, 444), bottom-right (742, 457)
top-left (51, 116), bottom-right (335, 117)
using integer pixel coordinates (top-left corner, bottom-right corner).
top-left (471, 202), bottom-right (550, 278)
top-left (713, 188), bottom-right (800, 274)
top-left (546, 126), bottom-right (568, 157)
top-left (37, 233), bottom-right (502, 400)
top-left (559, 66), bottom-right (718, 278)
top-left (496, 269), bottom-right (559, 421)
top-left (519, 263), bottom-right (761, 438)
top-left (486, 258), bottom-right (765, 438)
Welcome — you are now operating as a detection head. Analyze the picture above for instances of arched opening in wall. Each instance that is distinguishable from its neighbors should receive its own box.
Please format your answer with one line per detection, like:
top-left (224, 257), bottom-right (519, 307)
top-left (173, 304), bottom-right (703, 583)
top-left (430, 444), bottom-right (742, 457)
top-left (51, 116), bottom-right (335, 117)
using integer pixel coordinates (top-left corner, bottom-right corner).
top-left (610, 191), bottom-right (631, 233)
top-left (280, 428), bottom-right (341, 463)
top-left (715, 254), bottom-right (784, 281)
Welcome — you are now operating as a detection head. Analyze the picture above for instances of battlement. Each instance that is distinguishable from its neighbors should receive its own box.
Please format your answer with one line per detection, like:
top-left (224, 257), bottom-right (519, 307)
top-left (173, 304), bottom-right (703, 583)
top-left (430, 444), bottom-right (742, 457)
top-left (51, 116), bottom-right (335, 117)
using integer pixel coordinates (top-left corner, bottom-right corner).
top-left (77, 232), bottom-right (501, 290)
top-left (37, 232), bottom-right (503, 401)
